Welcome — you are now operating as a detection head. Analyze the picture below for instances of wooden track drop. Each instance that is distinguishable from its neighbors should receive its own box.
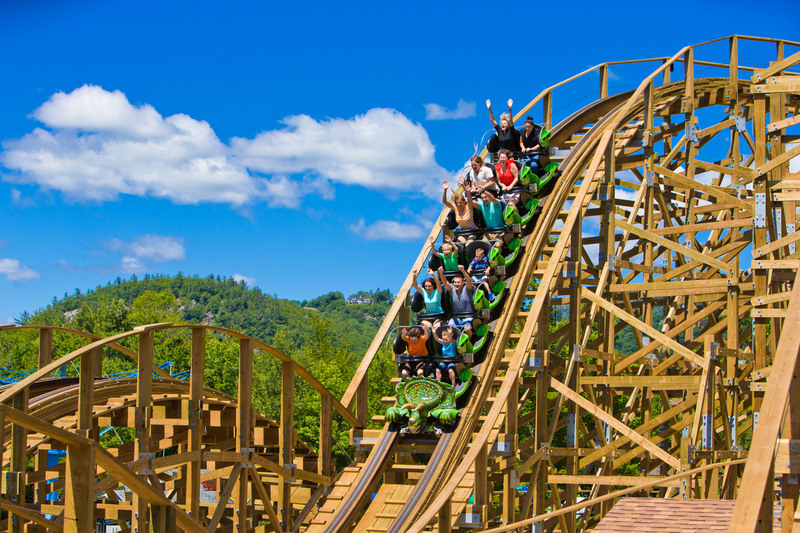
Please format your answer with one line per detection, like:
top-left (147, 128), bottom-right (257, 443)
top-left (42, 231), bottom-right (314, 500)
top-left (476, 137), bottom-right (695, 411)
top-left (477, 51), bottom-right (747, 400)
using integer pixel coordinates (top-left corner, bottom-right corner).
top-left (1, 35), bottom-right (800, 533)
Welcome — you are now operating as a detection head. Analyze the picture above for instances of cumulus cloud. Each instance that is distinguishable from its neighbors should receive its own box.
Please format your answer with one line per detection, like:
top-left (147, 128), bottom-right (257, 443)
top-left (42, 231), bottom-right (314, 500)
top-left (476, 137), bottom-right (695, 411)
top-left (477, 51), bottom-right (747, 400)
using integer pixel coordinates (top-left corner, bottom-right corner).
top-left (0, 258), bottom-right (40, 282)
top-left (231, 108), bottom-right (448, 197)
top-left (2, 85), bottom-right (449, 207)
top-left (105, 234), bottom-right (186, 262)
top-left (424, 99), bottom-right (476, 120)
top-left (99, 234), bottom-right (186, 272)
top-left (232, 273), bottom-right (257, 286)
top-left (350, 218), bottom-right (427, 241)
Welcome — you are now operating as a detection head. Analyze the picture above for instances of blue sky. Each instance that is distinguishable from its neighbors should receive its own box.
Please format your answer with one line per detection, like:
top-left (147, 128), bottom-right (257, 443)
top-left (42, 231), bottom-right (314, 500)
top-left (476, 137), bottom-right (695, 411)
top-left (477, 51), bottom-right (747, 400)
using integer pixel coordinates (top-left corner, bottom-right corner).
top-left (1, 0), bottom-right (799, 323)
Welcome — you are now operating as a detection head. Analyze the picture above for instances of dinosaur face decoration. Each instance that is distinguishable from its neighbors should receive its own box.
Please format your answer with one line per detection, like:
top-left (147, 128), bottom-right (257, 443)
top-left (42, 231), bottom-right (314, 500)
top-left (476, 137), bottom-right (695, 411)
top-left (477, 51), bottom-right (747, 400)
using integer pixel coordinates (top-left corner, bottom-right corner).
top-left (386, 376), bottom-right (470, 433)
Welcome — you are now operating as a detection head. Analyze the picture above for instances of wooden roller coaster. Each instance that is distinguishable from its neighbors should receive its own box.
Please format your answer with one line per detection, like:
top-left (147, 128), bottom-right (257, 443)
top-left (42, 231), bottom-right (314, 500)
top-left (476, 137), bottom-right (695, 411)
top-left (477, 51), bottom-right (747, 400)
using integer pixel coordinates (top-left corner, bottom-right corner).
top-left (1, 35), bottom-right (800, 532)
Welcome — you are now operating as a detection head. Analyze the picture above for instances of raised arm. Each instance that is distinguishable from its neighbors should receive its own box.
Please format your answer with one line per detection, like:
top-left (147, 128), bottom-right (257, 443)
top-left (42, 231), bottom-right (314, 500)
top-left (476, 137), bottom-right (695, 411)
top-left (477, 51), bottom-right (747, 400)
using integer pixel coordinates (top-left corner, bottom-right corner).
top-left (438, 266), bottom-right (451, 291)
top-left (483, 188), bottom-right (499, 205)
top-left (507, 98), bottom-right (514, 125)
top-left (441, 180), bottom-right (455, 210)
top-left (459, 265), bottom-right (473, 290)
top-left (486, 99), bottom-right (498, 128)
top-left (411, 268), bottom-right (422, 292)
top-left (460, 177), bottom-right (477, 209)
top-left (420, 322), bottom-right (430, 341)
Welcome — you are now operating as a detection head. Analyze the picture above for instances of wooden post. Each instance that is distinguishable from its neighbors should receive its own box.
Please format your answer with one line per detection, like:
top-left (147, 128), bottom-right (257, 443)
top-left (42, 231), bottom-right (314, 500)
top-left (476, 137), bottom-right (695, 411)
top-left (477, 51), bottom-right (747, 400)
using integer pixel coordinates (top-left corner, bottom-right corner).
top-left (235, 338), bottom-right (253, 532)
top-left (474, 442), bottom-right (488, 523)
top-left (543, 91), bottom-right (553, 130)
top-left (8, 391), bottom-right (27, 533)
top-left (502, 376), bottom-right (519, 525)
top-left (280, 360), bottom-right (295, 528)
top-left (599, 65), bottom-right (609, 99)
top-left (356, 371), bottom-right (369, 428)
top-left (319, 394), bottom-right (333, 480)
top-left (64, 442), bottom-right (95, 533)
top-left (134, 330), bottom-right (153, 533)
top-left (38, 328), bottom-right (52, 369)
top-left (186, 327), bottom-right (205, 519)
top-left (439, 497), bottom-right (452, 533)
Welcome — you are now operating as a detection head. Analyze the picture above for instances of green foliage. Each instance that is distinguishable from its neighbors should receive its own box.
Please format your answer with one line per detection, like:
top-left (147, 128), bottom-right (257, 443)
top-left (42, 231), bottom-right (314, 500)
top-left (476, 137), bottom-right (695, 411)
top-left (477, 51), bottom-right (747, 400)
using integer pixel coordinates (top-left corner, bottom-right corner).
top-left (6, 274), bottom-right (396, 469)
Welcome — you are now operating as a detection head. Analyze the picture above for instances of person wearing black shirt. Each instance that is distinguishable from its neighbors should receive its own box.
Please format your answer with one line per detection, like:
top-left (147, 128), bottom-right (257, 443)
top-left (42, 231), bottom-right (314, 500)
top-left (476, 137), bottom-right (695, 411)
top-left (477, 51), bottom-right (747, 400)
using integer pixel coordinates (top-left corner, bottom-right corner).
top-left (486, 98), bottom-right (519, 155)
top-left (519, 116), bottom-right (543, 152)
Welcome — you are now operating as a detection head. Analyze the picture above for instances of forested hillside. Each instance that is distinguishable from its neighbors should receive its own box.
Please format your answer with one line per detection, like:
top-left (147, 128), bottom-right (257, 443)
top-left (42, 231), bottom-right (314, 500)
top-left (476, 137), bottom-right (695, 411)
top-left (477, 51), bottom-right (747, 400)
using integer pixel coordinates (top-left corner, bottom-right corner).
top-left (2, 274), bottom-right (397, 467)
top-left (1, 274), bottom-right (661, 468)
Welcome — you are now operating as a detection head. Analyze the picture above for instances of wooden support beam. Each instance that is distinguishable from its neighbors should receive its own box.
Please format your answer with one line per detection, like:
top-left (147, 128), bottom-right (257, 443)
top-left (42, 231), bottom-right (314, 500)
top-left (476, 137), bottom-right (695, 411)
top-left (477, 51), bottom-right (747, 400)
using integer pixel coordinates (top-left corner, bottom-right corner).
top-left (549, 377), bottom-right (681, 469)
top-left (235, 337), bottom-right (253, 532)
top-left (280, 360), bottom-right (295, 528)
top-left (186, 327), bottom-right (204, 519)
top-left (730, 279), bottom-right (800, 531)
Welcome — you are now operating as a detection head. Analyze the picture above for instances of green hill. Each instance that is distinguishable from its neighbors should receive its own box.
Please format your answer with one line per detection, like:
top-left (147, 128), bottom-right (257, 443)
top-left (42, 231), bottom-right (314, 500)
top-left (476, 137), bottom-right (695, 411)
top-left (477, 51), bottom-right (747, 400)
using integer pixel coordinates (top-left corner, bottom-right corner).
top-left (3, 274), bottom-right (397, 467)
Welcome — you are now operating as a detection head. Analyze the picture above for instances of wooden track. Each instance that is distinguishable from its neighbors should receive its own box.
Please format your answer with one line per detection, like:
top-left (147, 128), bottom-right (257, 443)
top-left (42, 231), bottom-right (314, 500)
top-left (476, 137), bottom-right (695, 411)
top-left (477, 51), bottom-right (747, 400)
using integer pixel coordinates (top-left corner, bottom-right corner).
top-left (1, 35), bottom-right (800, 533)
top-left (310, 36), bottom-right (800, 532)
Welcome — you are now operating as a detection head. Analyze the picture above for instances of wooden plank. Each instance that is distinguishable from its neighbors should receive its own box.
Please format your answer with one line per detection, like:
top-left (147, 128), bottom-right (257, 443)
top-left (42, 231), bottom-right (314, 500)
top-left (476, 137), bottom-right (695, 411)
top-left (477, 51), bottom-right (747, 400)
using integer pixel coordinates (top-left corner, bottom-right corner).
top-left (583, 289), bottom-right (704, 366)
top-left (580, 375), bottom-right (702, 389)
top-left (549, 377), bottom-right (681, 469)
top-left (748, 76), bottom-right (800, 93)
top-left (546, 474), bottom-right (681, 487)
top-left (656, 162), bottom-right (754, 203)
top-left (756, 142), bottom-right (800, 178)
top-left (235, 338), bottom-right (253, 531)
top-left (615, 219), bottom-right (731, 272)
top-left (730, 279), bottom-right (800, 531)
top-left (750, 308), bottom-right (788, 318)
top-left (650, 218), bottom-right (751, 235)
top-left (753, 228), bottom-right (800, 257)
top-left (609, 279), bottom-right (731, 295)
top-left (768, 113), bottom-right (800, 133)
top-left (0, 496), bottom-right (62, 532)
top-left (751, 50), bottom-right (800, 82)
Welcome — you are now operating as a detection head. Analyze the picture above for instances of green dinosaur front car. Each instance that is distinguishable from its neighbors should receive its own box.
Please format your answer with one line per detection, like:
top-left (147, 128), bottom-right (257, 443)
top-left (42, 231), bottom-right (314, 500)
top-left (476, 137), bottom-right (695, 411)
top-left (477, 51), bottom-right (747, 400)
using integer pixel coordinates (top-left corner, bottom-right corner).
top-left (386, 372), bottom-right (473, 434)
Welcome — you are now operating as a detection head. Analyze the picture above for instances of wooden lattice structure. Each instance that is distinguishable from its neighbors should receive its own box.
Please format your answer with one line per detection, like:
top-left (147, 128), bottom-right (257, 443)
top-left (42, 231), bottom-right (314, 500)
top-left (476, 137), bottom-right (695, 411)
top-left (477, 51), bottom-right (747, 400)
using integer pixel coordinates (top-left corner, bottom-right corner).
top-left (1, 35), bottom-right (800, 533)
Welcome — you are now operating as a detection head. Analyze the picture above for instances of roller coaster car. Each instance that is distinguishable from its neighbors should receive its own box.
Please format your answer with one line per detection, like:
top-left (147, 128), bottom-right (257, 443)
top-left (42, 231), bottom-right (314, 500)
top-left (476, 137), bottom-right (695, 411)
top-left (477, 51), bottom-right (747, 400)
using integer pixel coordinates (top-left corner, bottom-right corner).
top-left (386, 369), bottom-right (475, 435)
top-left (457, 323), bottom-right (491, 361)
top-left (519, 151), bottom-right (560, 195)
top-left (473, 279), bottom-right (508, 311)
top-left (489, 237), bottom-right (522, 270)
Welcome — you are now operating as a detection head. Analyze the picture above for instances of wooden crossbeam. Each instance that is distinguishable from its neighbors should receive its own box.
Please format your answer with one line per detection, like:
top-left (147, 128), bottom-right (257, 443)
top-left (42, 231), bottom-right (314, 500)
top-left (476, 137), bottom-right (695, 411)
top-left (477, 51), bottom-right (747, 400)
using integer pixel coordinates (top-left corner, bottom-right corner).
top-left (549, 377), bottom-right (681, 469)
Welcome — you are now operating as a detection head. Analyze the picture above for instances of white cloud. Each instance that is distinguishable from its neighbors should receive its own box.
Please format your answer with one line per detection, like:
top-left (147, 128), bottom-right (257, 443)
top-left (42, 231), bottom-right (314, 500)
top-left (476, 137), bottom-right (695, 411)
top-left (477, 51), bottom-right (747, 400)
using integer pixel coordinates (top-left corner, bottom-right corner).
top-left (120, 256), bottom-right (145, 273)
top-left (424, 99), bottom-right (476, 121)
top-left (0, 258), bottom-right (40, 282)
top-left (10, 188), bottom-right (36, 208)
top-left (350, 218), bottom-right (427, 241)
top-left (102, 235), bottom-right (185, 273)
top-left (232, 273), bottom-right (257, 286)
top-left (231, 108), bottom-right (448, 197)
top-left (2, 85), bottom-right (449, 207)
